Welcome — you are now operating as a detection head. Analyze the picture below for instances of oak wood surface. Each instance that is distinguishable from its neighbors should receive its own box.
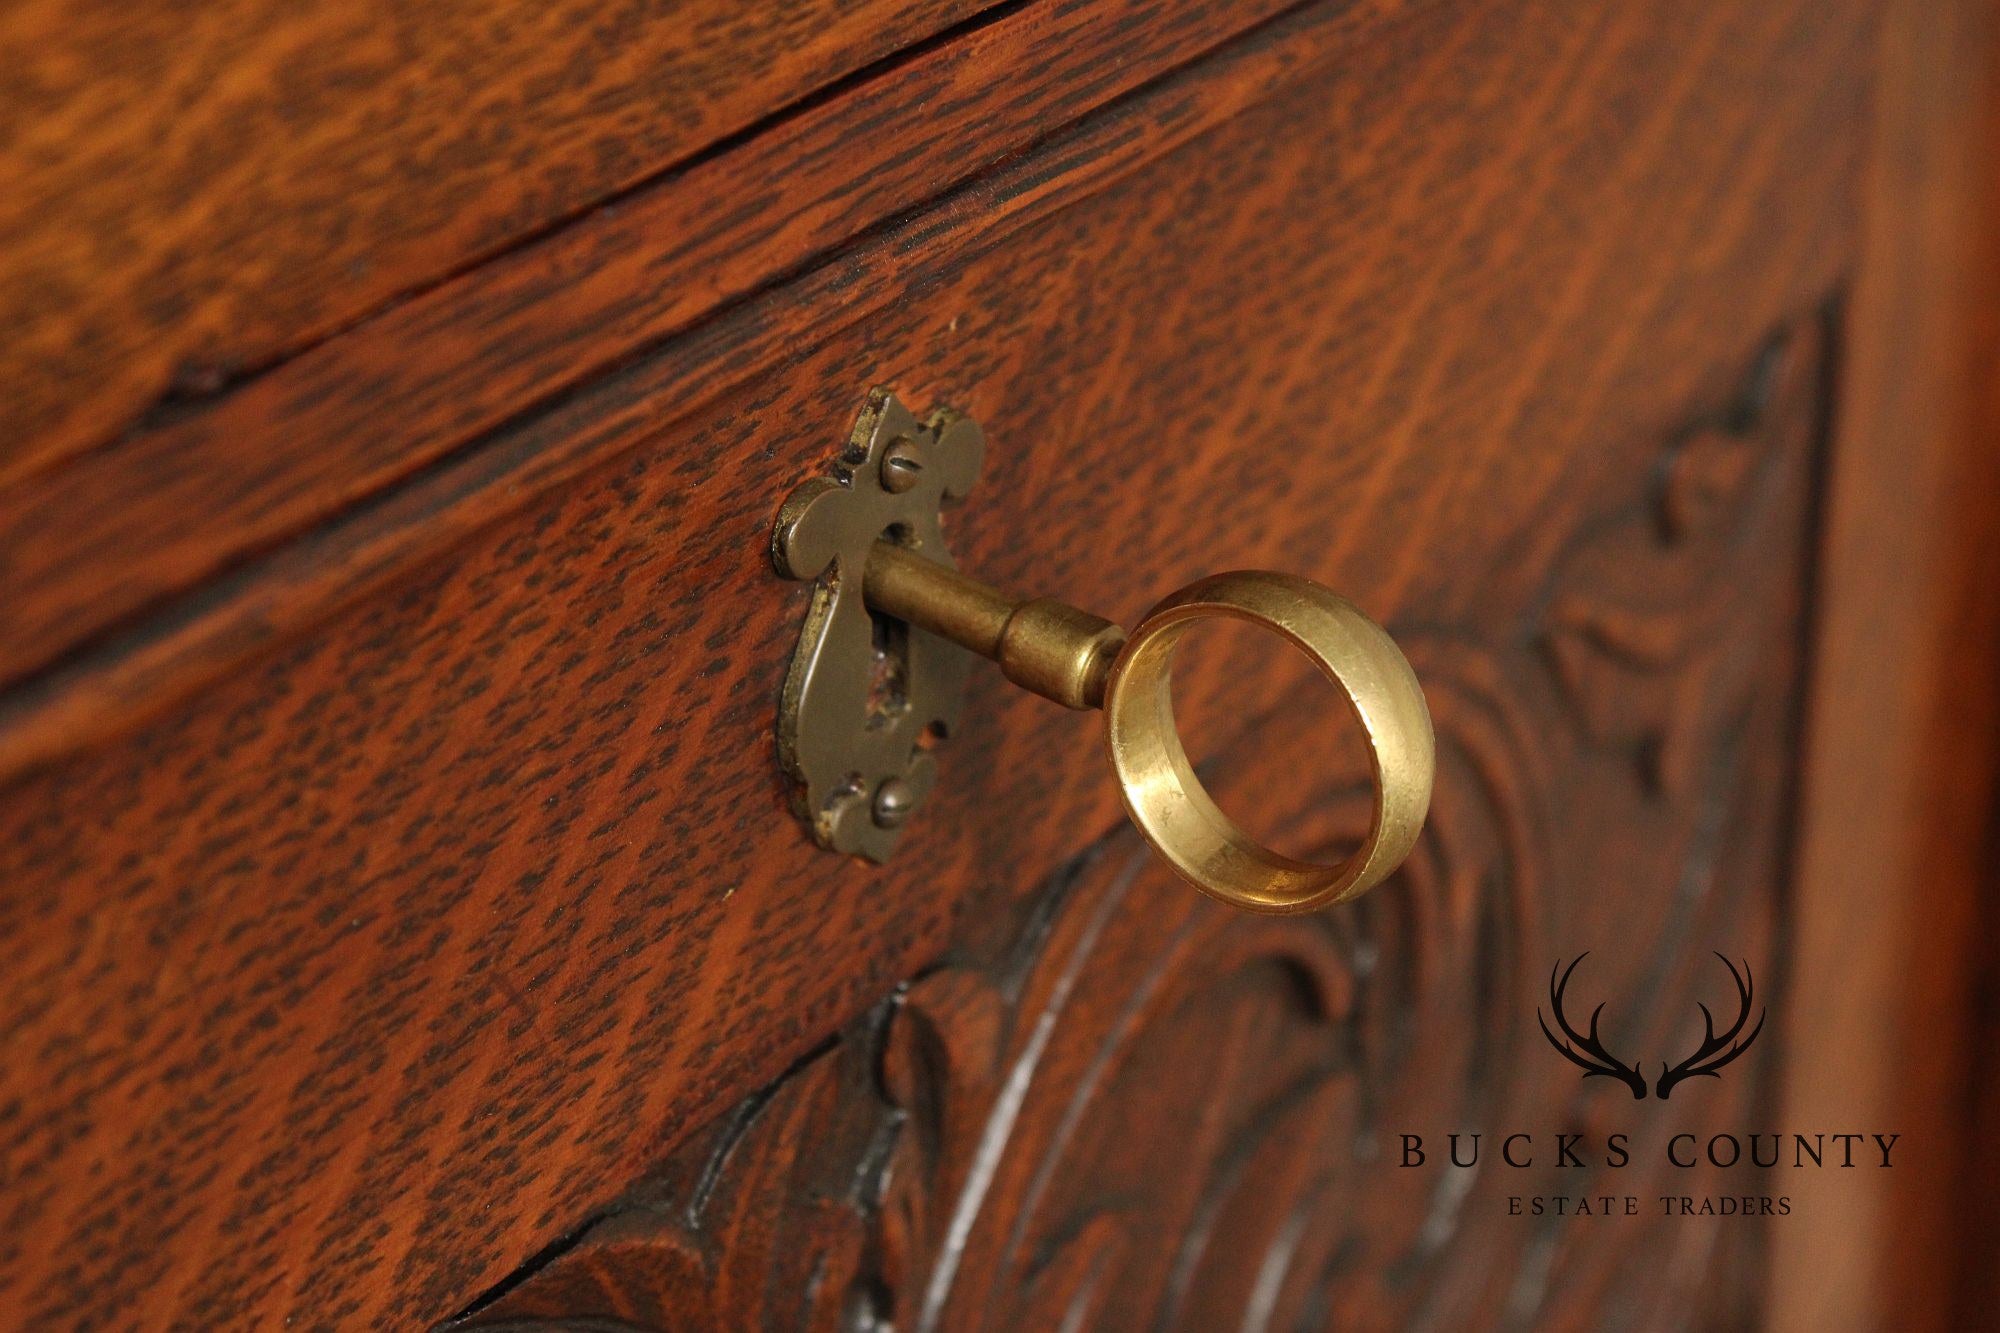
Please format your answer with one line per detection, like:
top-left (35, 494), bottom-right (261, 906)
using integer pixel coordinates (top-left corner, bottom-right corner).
top-left (455, 560), bottom-right (1813, 1331)
top-left (0, 0), bottom-right (1003, 484)
top-left (0, 0), bottom-right (1401, 710)
top-left (0, 0), bottom-right (1873, 1327)
top-left (0, 0), bottom-right (1868, 782)
top-left (1775, 0), bottom-right (2000, 1324)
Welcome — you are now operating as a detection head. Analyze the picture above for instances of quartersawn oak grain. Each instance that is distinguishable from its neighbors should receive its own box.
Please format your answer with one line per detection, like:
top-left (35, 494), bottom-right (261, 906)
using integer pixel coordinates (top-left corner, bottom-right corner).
top-left (0, 0), bottom-right (1868, 777)
top-left (0, 0), bottom-right (1000, 483)
top-left (461, 302), bottom-right (1830, 1326)
top-left (0, 0), bottom-right (1395, 702)
top-left (0, 0), bottom-right (1871, 1326)
top-left (455, 499), bottom-right (1814, 1327)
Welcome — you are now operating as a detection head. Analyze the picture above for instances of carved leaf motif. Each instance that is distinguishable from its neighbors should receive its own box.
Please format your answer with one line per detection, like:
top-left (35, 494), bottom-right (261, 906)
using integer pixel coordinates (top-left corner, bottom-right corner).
top-left (1542, 330), bottom-right (1822, 799)
top-left (453, 314), bottom-right (1830, 1332)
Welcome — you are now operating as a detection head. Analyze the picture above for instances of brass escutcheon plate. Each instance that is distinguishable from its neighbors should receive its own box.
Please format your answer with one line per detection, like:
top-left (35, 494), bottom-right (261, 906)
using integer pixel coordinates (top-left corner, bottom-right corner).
top-left (771, 389), bottom-right (985, 861)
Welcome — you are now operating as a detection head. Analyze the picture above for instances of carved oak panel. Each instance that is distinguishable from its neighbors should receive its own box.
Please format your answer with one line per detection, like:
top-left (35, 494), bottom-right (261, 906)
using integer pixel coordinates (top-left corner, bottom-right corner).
top-left (449, 317), bottom-right (1828, 1331)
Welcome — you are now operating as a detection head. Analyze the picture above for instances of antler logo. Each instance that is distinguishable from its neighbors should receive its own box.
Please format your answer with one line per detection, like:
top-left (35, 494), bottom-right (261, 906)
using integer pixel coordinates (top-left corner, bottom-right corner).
top-left (1538, 952), bottom-right (1766, 1100)
top-left (1538, 954), bottom-right (1648, 1099)
top-left (1655, 953), bottom-right (1766, 1099)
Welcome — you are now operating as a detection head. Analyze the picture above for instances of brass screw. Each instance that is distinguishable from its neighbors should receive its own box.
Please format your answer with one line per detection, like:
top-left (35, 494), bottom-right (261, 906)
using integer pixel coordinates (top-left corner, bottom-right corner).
top-left (880, 439), bottom-right (924, 494)
top-left (871, 776), bottom-right (917, 828)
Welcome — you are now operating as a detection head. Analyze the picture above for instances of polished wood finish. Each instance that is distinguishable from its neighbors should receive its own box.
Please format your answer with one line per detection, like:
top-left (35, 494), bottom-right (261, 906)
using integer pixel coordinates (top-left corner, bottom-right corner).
top-left (1, 0), bottom-right (1002, 483)
top-left (0, 0), bottom-right (1922, 1327)
top-left (1776, 0), bottom-right (2000, 1324)
top-left (0, 0), bottom-right (1379, 720)
top-left (0, 0), bottom-right (1360, 688)
top-left (458, 483), bottom-right (1820, 1324)
top-left (0, 0), bottom-right (1871, 779)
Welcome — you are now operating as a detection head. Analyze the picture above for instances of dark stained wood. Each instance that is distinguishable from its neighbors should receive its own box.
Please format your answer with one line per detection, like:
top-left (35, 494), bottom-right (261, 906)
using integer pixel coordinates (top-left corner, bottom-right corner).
top-left (0, 0), bottom-right (1394, 703)
top-left (448, 329), bottom-right (1826, 1331)
top-left (1776, 0), bottom-right (2000, 1325)
top-left (0, 0), bottom-right (1002, 484)
top-left (0, 0), bottom-right (1878, 1327)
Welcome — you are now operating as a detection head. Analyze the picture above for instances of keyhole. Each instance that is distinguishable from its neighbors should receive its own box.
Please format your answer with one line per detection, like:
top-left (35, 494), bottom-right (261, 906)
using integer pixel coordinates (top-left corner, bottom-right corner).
top-left (866, 608), bottom-right (911, 726)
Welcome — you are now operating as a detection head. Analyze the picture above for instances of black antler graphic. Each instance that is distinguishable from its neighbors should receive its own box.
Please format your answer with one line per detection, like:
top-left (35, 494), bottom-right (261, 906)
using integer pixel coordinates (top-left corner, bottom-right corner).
top-left (1538, 954), bottom-right (1648, 1100)
top-left (1654, 953), bottom-right (1765, 1099)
